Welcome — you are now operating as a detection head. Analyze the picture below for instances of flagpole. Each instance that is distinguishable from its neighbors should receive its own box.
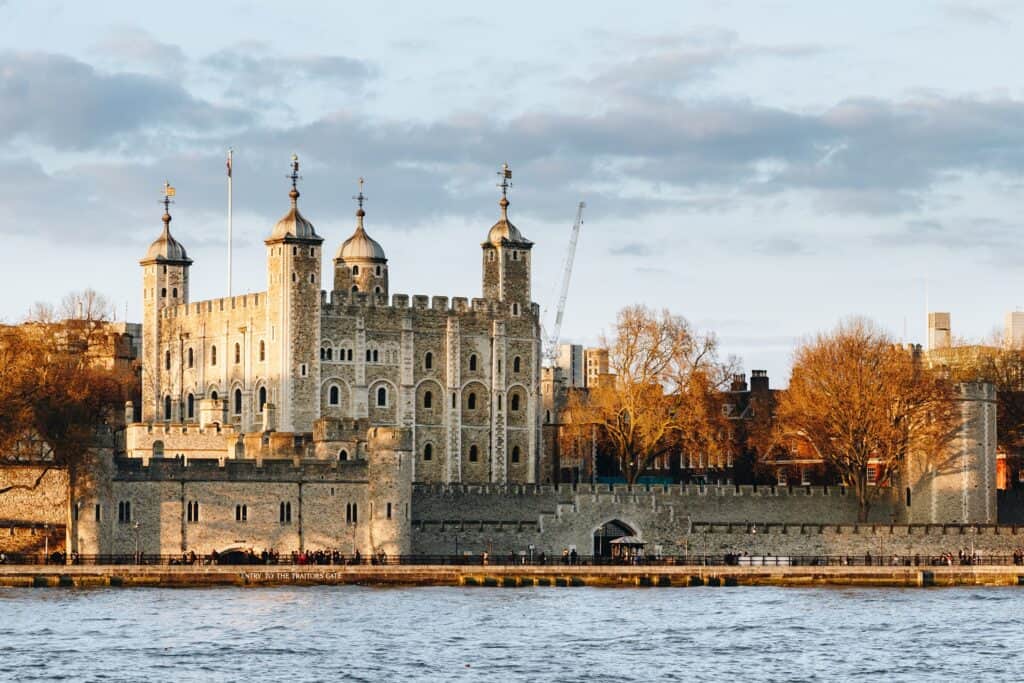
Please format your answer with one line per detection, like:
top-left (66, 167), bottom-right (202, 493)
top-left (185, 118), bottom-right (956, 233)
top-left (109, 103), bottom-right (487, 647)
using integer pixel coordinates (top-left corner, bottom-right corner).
top-left (227, 148), bottom-right (233, 297)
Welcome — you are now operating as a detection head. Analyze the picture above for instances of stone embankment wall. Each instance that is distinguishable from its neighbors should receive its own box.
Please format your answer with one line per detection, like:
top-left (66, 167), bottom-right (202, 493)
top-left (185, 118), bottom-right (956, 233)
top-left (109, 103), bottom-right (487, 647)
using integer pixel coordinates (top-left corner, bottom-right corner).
top-left (0, 466), bottom-right (68, 554)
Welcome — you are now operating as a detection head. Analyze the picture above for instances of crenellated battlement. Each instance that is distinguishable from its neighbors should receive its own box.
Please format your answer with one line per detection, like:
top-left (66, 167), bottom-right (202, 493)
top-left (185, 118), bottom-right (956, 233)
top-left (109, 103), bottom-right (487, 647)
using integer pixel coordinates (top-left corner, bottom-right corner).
top-left (160, 292), bottom-right (265, 319)
top-left (319, 290), bottom-right (538, 319)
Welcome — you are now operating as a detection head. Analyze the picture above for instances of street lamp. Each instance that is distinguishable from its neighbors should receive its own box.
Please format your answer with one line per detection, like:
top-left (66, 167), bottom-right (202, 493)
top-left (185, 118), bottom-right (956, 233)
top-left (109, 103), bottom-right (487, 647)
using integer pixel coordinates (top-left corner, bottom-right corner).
top-left (43, 523), bottom-right (49, 563)
top-left (133, 521), bottom-right (141, 564)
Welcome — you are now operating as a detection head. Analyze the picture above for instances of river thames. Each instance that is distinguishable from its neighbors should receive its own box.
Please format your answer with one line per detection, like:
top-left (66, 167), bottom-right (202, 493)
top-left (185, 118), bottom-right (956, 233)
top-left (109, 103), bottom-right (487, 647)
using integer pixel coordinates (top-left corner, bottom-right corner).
top-left (1, 586), bottom-right (1021, 681)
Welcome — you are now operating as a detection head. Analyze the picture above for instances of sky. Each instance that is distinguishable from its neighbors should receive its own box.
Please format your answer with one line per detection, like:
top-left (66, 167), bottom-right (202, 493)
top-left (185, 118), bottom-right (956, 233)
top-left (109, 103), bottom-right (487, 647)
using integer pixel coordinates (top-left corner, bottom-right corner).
top-left (2, 0), bottom-right (1024, 386)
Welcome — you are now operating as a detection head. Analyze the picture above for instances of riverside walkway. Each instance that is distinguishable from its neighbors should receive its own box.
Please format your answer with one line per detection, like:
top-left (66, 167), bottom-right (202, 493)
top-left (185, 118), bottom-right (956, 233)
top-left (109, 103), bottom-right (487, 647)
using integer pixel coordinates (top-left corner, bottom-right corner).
top-left (3, 563), bottom-right (1024, 588)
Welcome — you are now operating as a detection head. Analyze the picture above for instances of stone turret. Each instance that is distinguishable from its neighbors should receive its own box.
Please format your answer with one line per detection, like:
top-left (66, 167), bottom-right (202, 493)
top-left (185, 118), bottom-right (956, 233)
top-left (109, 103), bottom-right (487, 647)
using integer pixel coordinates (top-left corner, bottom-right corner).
top-left (481, 163), bottom-right (533, 314)
top-left (334, 179), bottom-right (389, 297)
top-left (366, 426), bottom-right (413, 556)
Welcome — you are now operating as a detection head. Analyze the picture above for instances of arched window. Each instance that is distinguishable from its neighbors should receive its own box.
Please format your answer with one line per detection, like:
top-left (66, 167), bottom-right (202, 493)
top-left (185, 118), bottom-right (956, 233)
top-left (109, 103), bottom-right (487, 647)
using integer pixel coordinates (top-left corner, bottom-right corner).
top-left (469, 354), bottom-right (477, 371)
top-left (161, 287), bottom-right (167, 298)
top-left (211, 346), bottom-right (217, 366)
top-left (373, 350), bottom-right (379, 363)
top-left (469, 445), bottom-right (479, 462)
top-left (258, 386), bottom-right (267, 412)
top-left (172, 287), bottom-right (178, 298)
top-left (512, 446), bottom-right (521, 463)
top-left (259, 340), bottom-right (265, 362)
top-left (347, 349), bottom-right (353, 361)
top-left (513, 356), bottom-right (521, 373)
top-left (339, 449), bottom-right (349, 461)
top-left (210, 390), bottom-right (219, 401)
top-left (329, 385), bottom-right (340, 406)
top-left (234, 343), bottom-right (241, 364)
top-left (153, 440), bottom-right (164, 458)
top-left (352, 285), bottom-right (358, 293)
top-left (424, 351), bottom-right (433, 370)
top-left (352, 265), bottom-right (360, 275)
top-left (377, 386), bottom-right (387, 407)
top-left (233, 388), bottom-right (242, 415)
top-left (511, 394), bottom-right (520, 411)
top-left (375, 265), bottom-right (381, 276)
top-left (366, 349), bottom-right (372, 362)
top-left (511, 302), bottom-right (520, 316)
top-left (467, 392), bottom-right (476, 410)
top-left (423, 390), bottom-right (432, 409)
top-left (374, 286), bottom-right (382, 294)
top-left (164, 350), bottom-right (171, 370)
top-left (186, 393), bottom-right (195, 419)
top-left (187, 348), bottom-right (194, 369)
top-left (423, 443), bottom-right (433, 461)
top-left (163, 395), bottom-right (172, 420)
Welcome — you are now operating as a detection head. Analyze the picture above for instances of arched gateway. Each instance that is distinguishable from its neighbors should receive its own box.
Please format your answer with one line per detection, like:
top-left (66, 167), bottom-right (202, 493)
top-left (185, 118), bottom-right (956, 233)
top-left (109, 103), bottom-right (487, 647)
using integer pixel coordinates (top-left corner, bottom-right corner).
top-left (593, 519), bottom-right (636, 557)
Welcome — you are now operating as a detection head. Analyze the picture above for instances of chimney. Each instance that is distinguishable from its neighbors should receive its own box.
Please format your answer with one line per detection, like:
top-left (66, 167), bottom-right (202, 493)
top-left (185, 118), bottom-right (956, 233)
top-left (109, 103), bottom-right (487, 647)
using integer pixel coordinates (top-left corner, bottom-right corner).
top-left (730, 373), bottom-right (748, 392)
top-left (750, 369), bottom-right (769, 394)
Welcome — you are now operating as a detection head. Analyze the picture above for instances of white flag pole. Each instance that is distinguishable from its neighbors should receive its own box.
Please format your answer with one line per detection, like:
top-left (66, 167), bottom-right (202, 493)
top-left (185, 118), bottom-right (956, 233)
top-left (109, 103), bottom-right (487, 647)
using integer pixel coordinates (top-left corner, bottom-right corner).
top-left (227, 148), bottom-right (233, 297)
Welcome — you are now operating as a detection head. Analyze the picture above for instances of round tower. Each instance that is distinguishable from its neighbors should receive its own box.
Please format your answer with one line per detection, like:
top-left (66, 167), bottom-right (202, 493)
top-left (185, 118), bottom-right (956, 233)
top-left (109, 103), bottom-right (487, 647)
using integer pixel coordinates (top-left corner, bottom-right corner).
top-left (333, 179), bottom-right (388, 298)
top-left (139, 182), bottom-right (192, 422)
top-left (366, 426), bottom-right (413, 557)
top-left (481, 163), bottom-right (533, 310)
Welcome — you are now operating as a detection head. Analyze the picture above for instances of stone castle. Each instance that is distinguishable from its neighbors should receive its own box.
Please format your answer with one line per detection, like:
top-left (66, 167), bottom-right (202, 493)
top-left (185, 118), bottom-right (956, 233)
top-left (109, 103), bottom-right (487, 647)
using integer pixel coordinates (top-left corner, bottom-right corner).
top-left (1, 160), bottom-right (1012, 562)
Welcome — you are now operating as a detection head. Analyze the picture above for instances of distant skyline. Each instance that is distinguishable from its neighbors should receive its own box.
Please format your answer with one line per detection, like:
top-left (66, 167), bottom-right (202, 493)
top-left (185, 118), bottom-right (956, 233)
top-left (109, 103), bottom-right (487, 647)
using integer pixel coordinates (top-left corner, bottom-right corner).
top-left (3, 0), bottom-right (1024, 385)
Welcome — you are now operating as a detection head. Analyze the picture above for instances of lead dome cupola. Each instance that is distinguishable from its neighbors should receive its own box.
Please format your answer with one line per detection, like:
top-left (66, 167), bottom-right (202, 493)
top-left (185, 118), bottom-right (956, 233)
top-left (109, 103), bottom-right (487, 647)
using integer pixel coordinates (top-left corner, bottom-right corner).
top-left (141, 182), bottom-right (192, 264)
top-left (336, 180), bottom-right (386, 261)
top-left (267, 154), bottom-right (322, 242)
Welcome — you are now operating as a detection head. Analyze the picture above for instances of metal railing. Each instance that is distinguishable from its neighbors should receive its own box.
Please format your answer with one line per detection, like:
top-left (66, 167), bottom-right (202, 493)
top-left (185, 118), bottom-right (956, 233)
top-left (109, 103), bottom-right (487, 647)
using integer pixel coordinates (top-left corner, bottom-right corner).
top-left (2, 552), bottom-right (1023, 568)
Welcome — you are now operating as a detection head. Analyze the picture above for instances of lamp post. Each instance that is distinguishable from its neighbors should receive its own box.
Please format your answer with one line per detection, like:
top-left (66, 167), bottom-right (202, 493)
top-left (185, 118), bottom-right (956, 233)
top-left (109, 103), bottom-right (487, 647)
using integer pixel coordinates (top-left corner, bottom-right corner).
top-left (43, 523), bottom-right (49, 563)
top-left (133, 521), bottom-right (141, 565)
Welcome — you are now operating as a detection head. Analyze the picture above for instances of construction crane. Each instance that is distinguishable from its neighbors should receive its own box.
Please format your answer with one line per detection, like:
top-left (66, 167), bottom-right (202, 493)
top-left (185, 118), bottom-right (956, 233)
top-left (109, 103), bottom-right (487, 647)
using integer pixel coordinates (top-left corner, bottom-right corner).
top-left (543, 201), bottom-right (586, 367)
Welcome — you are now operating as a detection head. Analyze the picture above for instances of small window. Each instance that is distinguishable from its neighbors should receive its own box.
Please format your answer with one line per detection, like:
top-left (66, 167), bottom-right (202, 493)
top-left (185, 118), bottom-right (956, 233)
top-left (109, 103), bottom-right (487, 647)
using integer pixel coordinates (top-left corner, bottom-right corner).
top-left (309, 247), bottom-right (315, 257)
top-left (235, 504), bottom-right (247, 522)
top-left (467, 393), bottom-right (476, 410)
top-left (375, 265), bottom-right (381, 276)
top-left (352, 285), bottom-right (358, 293)
top-left (186, 394), bottom-right (195, 419)
top-left (423, 443), bottom-right (433, 461)
top-left (511, 394), bottom-right (520, 411)
top-left (373, 350), bottom-right (379, 363)
top-left (161, 287), bottom-right (167, 298)
top-left (423, 390), bottom-right (432, 409)
top-left (280, 501), bottom-right (292, 524)
top-left (211, 345), bottom-right (217, 366)
top-left (300, 363), bottom-right (308, 377)
top-left (187, 348), bottom-right (194, 368)
top-left (352, 265), bottom-right (360, 275)
top-left (339, 449), bottom-right (349, 461)
top-left (469, 445), bottom-right (479, 462)
top-left (153, 440), bottom-right (164, 457)
top-left (512, 250), bottom-right (519, 261)
top-left (452, 393), bottom-right (457, 409)
top-left (513, 356), bottom-right (521, 373)
top-left (329, 385), bottom-right (340, 406)
top-left (374, 286), bottom-right (382, 294)
top-left (259, 340), bottom-right (265, 362)
top-left (165, 350), bottom-right (171, 371)
top-left (386, 502), bottom-right (392, 520)
top-left (352, 503), bottom-right (358, 524)
top-left (210, 390), bottom-right (218, 401)
top-left (309, 273), bottom-right (315, 284)
top-left (424, 352), bottom-right (433, 370)
top-left (469, 354), bottom-right (477, 371)
top-left (292, 272), bottom-right (297, 283)
top-left (512, 446), bottom-right (521, 463)
top-left (377, 386), bottom-right (387, 407)
top-left (366, 349), bottom-right (372, 362)
top-left (164, 395), bottom-right (172, 420)
top-left (234, 343), bottom-right (241, 364)
top-left (94, 504), bottom-right (101, 522)
top-left (233, 388), bottom-right (242, 415)
top-left (172, 287), bottom-right (178, 298)
top-left (117, 500), bottom-right (131, 524)
top-left (511, 303), bottom-right (520, 316)
top-left (187, 501), bottom-right (200, 523)
top-left (347, 349), bottom-right (353, 361)
top-left (258, 386), bottom-right (267, 412)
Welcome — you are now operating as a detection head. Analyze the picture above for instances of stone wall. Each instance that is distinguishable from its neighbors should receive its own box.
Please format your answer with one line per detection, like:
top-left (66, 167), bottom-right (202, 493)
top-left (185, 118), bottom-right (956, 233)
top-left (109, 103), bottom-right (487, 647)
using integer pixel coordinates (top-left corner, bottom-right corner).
top-left (0, 466), bottom-right (68, 526)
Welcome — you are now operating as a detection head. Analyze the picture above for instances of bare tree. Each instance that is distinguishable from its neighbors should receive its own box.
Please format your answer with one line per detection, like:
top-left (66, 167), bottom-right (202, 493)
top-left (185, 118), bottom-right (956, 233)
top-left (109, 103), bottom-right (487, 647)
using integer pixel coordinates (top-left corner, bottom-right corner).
top-left (774, 317), bottom-right (959, 521)
top-left (563, 305), bottom-right (738, 484)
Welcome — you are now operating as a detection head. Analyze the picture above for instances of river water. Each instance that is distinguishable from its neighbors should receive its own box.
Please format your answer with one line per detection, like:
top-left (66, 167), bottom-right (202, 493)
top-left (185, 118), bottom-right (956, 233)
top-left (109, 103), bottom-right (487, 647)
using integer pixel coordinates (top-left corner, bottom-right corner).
top-left (1, 586), bottom-right (1021, 681)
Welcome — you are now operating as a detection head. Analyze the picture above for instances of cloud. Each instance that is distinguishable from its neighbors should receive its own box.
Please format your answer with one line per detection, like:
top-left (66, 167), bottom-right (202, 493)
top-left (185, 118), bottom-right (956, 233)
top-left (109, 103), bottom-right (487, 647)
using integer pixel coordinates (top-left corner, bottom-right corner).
top-left (875, 217), bottom-right (1017, 251)
top-left (0, 51), bottom-right (249, 150)
top-left (609, 242), bottom-right (652, 257)
top-left (943, 2), bottom-right (1004, 25)
top-left (91, 27), bottom-right (187, 75)
top-left (751, 237), bottom-right (806, 256)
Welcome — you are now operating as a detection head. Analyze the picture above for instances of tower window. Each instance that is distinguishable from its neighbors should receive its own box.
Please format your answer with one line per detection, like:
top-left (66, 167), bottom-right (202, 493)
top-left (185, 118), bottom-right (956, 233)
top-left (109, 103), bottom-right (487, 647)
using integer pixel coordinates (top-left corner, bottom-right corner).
top-left (352, 285), bottom-right (358, 293)
top-left (352, 265), bottom-right (359, 275)
top-left (186, 501), bottom-right (200, 523)
top-left (234, 343), bottom-right (241, 364)
top-left (377, 386), bottom-right (387, 407)
top-left (187, 348), bottom-right (194, 368)
top-left (513, 356), bottom-right (521, 373)
top-left (339, 449), bottom-right (349, 461)
top-left (164, 395), bottom-right (172, 420)
top-left (469, 354), bottom-right (477, 372)
top-left (211, 346), bottom-right (217, 366)
top-left (373, 350), bottom-right (379, 363)
top-left (469, 445), bottom-right (479, 462)
top-left (467, 393), bottom-right (477, 410)
top-left (423, 390), bottom-right (432, 409)
top-left (386, 502), bottom-right (392, 520)
top-left (117, 500), bottom-right (132, 524)
top-left (511, 303), bottom-right (520, 316)
top-left (309, 273), bottom-right (315, 284)
top-left (280, 501), bottom-right (292, 524)
top-left (172, 287), bottom-right (178, 298)
top-left (374, 286), bottom-right (382, 294)
top-left (210, 390), bottom-right (218, 401)
top-left (235, 504), bottom-right (247, 522)
top-left (511, 394), bottom-right (520, 411)
top-left (424, 351), bottom-right (433, 370)
top-left (512, 250), bottom-right (519, 261)
top-left (366, 349), bottom-right (372, 362)
top-left (161, 287), bottom-right (167, 298)
top-left (233, 388), bottom-right (242, 415)
top-left (329, 385), bottom-right (340, 406)
top-left (258, 386), bottom-right (267, 412)
top-left (512, 446), bottom-right (521, 463)
top-left (187, 393), bottom-right (195, 419)
top-left (165, 350), bottom-right (171, 370)
top-left (347, 349), bottom-right (353, 361)
top-left (292, 272), bottom-right (297, 283)
top-left (293, 247), bottom-right (298, 256)
top-left (309, 247), bottom-right (315, 257)
top-left (423, 443), bottom-right (433, 461)
top-left (300, 363), bottom-right (308, 377)
top-left (259, 340), bottom-right (265, 362)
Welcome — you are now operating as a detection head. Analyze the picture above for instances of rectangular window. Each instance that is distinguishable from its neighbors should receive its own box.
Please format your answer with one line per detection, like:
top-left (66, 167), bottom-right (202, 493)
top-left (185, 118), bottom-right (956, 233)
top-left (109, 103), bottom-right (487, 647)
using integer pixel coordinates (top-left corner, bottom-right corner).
top-left (235, 504), bottom-right (248, 522)
top-left (117, 501), bottom-right (131, 524)
top-left (186, 501), bottom-right (200, 523)
top-left (95, 504), bottom-right (101, 522)
top-left (386, 502), bottom-right (392, 520)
